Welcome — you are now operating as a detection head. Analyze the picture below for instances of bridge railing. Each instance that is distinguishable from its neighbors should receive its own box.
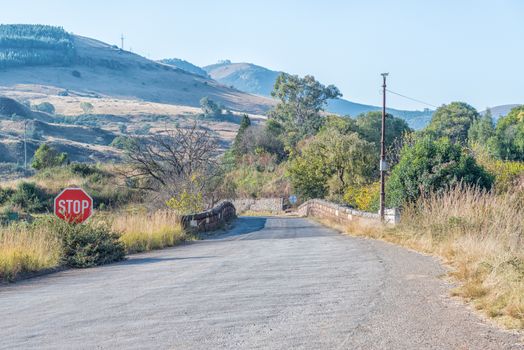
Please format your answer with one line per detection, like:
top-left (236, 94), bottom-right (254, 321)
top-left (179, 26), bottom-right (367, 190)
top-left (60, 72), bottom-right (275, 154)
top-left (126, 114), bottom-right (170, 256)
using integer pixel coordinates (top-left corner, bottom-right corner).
top-left (297, 199), bottom-right (400, 225)
top-left (180, 201), bottom-right (236, 232)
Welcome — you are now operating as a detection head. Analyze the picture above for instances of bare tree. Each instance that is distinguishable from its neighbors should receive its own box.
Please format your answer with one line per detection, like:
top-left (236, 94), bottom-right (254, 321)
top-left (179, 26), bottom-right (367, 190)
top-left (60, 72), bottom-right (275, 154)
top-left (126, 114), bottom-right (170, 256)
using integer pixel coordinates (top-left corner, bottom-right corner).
top-left (123, 121), bottom-right (220, 209)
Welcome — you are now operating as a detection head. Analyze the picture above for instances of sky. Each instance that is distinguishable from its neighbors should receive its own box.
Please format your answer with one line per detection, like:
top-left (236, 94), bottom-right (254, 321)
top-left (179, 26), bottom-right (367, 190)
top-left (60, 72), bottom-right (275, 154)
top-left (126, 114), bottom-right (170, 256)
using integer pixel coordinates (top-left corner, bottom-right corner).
top-left (1, 0), bottom-right (523, 110)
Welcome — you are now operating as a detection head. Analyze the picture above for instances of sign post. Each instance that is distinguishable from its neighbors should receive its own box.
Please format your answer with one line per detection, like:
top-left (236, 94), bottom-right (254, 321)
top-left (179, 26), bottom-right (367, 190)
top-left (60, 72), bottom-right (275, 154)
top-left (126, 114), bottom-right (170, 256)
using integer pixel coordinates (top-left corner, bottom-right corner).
top-left (54, 188), bottom-right (93, 223)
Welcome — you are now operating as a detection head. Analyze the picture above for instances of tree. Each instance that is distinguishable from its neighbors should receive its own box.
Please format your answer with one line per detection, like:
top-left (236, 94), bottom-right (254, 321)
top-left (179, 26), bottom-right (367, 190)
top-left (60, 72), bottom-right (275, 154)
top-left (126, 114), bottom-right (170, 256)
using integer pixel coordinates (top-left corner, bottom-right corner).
top-left (355, 111), bottom-right (412, 151)
top-left (80, 102), bottom-right (94, 114)
top-left (270, 73), bottom-right (341, 145)
top-left (124, 122), bottom-right (220, 211)
top-left (491, 105), bottom-right (524, 160)
top-left (31, 143), bottom-right (68, 170)
top-left (386, 136), bottom-right (493, 207)
top-left (200, 96), bottom-right (222, 118)
top-left (425, 102), bottom-right (479, 144)
top-left (232, 114), bottom-right (251, 156)
top-left (468, 109), bottom-right (495, 150)
top-left (288, 129), bottom-right (377, 200)
top-left (34, 102), bottom-right (55, 114)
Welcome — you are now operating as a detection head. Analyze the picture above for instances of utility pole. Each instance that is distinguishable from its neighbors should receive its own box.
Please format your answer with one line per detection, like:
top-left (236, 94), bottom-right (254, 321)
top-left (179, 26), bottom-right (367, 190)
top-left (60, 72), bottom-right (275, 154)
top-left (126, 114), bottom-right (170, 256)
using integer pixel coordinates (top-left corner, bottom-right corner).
top-left (380, 73), bottom-right (389, 222)
top-left (24, 120), bottom-right (27, 172)
top-left (121, 33), bottom-right (124, 50)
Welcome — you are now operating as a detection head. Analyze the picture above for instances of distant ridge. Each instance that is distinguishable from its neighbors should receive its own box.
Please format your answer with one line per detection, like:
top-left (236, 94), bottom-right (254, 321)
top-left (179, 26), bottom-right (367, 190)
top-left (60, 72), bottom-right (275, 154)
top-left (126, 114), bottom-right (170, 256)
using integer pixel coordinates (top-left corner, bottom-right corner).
top-left (159, 58), bottom-right (209, 78)
top-left (203, 60), bottom-right (434, 129)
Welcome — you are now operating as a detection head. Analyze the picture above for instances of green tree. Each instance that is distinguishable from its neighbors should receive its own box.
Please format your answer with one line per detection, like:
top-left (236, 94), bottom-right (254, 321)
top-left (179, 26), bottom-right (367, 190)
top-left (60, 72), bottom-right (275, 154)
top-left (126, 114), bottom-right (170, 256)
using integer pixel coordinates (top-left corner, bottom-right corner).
top-left (288, 129), bottom-right (377, 200)
top-left (491, 105), bottom-right (524, 160)
top-left (31, 143), bottom-right (68, 170)
top-left (80, 102), bottom-right (94, 114)
top-left (386, 136), bottom-right (493, 207)
top-left (468, 109), bottom-right (495, 150)
top-left (270, 73), bottom-right (341, 145)
top-left (232, 114), bottom-right (251, 156)
top-left (200, 96), bottom-right (222, 118)
top-left (426, 102), bottom-right (479, 144)
top-left (355, 111), bottom-right (412, 151)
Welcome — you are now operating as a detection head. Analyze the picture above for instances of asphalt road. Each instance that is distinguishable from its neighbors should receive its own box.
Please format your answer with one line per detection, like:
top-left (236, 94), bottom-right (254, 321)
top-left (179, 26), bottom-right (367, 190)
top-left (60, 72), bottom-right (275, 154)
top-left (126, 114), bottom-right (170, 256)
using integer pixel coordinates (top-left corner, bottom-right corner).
top-left (0, 217), bottom-right (522, 349)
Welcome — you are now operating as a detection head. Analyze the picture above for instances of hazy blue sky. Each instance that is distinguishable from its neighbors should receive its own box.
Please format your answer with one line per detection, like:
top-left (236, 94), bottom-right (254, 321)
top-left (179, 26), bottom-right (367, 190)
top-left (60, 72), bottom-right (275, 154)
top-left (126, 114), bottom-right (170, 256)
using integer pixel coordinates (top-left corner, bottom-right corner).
top-left (2, 0), bottom-right (523, 110)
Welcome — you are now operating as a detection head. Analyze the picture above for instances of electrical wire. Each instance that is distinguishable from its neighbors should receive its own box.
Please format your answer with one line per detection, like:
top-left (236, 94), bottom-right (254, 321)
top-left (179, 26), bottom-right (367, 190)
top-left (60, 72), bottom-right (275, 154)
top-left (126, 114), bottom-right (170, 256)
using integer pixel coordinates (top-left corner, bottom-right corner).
top-left (385, 89), bottom-right (439, 109)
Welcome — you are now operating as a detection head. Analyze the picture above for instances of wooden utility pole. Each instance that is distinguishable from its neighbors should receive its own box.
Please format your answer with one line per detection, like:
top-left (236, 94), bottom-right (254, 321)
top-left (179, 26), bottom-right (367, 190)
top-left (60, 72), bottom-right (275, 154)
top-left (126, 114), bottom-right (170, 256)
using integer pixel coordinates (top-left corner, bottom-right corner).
top-left (380, 73), bottom-right (388, 222)
top-left (24, 120), bottom-right (27, 172)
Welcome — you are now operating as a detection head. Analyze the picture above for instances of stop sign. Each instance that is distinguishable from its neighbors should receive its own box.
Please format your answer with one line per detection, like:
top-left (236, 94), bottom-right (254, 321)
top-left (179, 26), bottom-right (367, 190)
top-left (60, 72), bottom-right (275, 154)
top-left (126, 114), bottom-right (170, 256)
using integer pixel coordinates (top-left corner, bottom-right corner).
top-left (54, 188), bottom-right (93, 223)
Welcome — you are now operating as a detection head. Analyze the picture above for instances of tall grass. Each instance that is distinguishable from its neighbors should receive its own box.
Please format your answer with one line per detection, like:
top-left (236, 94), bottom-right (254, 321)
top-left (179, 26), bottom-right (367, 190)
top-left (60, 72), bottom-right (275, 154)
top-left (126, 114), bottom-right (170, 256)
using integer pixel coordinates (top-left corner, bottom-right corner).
top-left (333, 185), bottom-right (524, 329)
top-left (395, 186), bottom-right (523, 329)
top-left (0, 222), bottom-right (62, 281)
top-left (111, 210), bottom-right (187, 253)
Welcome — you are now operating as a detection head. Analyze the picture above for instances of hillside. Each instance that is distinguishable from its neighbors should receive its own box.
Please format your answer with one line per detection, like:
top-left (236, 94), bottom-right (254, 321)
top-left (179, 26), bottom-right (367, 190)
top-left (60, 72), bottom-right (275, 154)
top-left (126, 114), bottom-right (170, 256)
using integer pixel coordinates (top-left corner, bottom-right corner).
top-left (159, 58), bottom-right (209, 78)
top-left (482, 104), bottom-right (522, 120)
top-left (0, 26), bottom-right (273, 114)
top-left (204, 60), bottom-right (433, 128)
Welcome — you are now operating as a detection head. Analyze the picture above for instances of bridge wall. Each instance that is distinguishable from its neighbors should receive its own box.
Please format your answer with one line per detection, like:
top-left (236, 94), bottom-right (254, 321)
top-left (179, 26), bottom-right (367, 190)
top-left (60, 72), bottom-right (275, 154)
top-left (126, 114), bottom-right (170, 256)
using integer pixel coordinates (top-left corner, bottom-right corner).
top-left (297, 199), bottom-right (399, 225)
top-left (181, 201), bottom-right (236, 232)
top-left (230, 198), bottom-right (284, 214)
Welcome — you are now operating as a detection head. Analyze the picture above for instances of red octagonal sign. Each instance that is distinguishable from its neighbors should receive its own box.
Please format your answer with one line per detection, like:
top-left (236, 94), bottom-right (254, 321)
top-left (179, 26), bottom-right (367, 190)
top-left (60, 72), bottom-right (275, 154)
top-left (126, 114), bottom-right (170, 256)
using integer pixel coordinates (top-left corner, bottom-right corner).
top-left (54, 188), bottom-right (93, 223)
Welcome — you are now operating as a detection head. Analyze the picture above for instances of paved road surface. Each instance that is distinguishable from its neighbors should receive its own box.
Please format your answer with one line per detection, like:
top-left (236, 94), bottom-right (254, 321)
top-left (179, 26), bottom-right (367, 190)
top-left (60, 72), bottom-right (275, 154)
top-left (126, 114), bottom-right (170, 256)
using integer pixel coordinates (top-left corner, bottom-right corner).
top-left (0, 217), bottom-right (522, 349)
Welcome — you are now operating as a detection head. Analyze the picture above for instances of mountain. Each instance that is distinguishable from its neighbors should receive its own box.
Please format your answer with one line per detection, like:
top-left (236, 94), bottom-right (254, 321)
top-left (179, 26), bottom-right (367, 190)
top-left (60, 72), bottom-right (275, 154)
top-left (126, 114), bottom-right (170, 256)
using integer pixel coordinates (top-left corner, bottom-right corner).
top-left (159, 58), bottom-right (209, 78)
top-left (204, 60), bottom-right (281, 97)
top-left (0, 25), bottom-right (273, 114)
top-left (204, 60), bottom-right (433, 129)
top-left (482, 104), bottom-right (522, 120)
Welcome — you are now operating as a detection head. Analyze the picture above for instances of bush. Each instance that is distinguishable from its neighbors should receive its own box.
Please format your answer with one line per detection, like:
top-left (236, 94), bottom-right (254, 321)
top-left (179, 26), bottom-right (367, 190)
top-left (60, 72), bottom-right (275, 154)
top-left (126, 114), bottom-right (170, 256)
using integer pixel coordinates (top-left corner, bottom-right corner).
top-left (68, 163), bottom-right (101, 177)
top-left (0, 187), bottom-right (15, 205)
top-left (34, 102), bottom-right (55, 114)
top-left (9, 182), bottom-right (50, 212)
top-left (31, 143), bottom-right (68, 170)
top-left (71, 70), bottom-right (81, 78)
top-left (386, 136), bottom-right (493, 207)
top-left (344, 182), bottom-right (380, 212)
top-left (56, 220), bottom-right (125, 268)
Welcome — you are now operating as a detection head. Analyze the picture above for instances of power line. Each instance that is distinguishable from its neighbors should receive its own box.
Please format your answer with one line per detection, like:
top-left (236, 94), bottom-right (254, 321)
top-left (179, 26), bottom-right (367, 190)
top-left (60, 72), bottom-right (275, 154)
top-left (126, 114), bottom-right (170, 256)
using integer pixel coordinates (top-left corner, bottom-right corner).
top-left (385, 89), bottom-right (439, 109)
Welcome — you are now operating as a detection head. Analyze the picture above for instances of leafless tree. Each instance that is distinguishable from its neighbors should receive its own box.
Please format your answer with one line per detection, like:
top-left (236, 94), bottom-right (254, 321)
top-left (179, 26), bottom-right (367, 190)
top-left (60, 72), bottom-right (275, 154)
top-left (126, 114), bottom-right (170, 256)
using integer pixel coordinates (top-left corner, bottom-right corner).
top-left (123, 121), bottom-right (220, 208)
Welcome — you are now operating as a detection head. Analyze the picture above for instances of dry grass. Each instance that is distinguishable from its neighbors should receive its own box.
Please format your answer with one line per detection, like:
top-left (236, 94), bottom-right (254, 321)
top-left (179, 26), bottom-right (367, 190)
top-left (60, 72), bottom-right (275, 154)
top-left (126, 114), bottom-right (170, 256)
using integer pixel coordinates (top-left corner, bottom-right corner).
top-left (109, 210), bottom-right (187, 254)
top-left (0, 222), bottom-right (62, 281)
top-left (320, 186), bottom-right (524, 329)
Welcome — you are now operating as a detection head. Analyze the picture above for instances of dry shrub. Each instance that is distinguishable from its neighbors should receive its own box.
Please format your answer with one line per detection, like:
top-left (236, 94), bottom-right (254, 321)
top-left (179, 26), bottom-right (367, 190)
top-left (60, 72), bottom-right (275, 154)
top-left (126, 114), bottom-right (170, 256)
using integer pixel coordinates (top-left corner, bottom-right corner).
top-left (0, 222), bottom-right (62, 281)
top-left (111, 210), bottom-right (187, 253)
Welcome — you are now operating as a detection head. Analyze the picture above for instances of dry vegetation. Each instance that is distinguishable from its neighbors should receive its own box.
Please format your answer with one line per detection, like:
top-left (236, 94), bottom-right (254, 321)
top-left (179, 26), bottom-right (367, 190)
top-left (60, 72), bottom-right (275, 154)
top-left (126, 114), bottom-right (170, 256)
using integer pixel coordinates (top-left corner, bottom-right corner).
top-left (0, 222), bottom-right (62, 281)
top-left (319, 185), bottom-right (524, 329)
top-left (0, 210), bottom-right (189, 281)
top-left (109, 210), bottom-right (187, 253)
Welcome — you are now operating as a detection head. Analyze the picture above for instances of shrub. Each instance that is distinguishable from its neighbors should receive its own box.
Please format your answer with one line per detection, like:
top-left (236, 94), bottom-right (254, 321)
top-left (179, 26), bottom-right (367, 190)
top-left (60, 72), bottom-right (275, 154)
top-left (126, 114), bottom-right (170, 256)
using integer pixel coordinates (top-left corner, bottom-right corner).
top-left (9, 182), bottom-right (50, 212)
top-left (56, 219), bottom-right (125, 268)
top-left (386, 136), bottom-right (493, 207)
top-left (80, 101), bottom-right (94, 114)
top-left (34, 101), bottom-right (55, 114)
top-left (31, 143), bottom-right (68, 170)
top-left (344, 182), bottom-right (380, 212)
top-left (0, 187), bottom-right (15, 205)
top-left (71, 70), bottom-right (81, 78)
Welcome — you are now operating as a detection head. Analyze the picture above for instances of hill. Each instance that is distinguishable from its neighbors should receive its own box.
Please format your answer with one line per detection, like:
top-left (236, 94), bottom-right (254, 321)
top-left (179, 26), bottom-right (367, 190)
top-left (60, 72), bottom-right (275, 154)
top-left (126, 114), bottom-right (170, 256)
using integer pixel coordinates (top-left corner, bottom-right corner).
top-left (0, 25), bottom-right (273, 114)
top-left (482, 104), bottom-right (522, 120)
top-left (204, 60), bottom-right (433, 128)
top-left (159, 58), bottom-right (209, 77)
